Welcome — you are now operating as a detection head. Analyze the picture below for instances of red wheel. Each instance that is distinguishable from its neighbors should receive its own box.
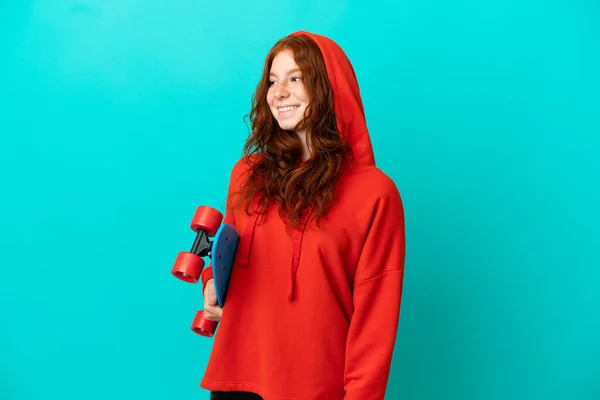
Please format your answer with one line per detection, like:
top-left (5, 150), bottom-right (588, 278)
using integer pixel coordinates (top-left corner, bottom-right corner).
top-left (190, 206), bottom-right (223, 237)
top-left (191, 310), bottom-right (218, 337)
top-left (171, 251), bottom-right (205, 283)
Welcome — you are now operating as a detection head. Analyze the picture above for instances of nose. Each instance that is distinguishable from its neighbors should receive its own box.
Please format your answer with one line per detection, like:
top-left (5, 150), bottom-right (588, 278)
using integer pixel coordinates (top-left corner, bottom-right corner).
top-left (274, 82), bottom-right (289, 99)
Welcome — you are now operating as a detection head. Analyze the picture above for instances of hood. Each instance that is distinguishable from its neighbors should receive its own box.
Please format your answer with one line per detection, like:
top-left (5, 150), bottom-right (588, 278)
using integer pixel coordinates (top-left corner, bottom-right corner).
top-left (239, 31), bottom-right (375, 300)
top-left (290, 30), bottom-right (376, 171)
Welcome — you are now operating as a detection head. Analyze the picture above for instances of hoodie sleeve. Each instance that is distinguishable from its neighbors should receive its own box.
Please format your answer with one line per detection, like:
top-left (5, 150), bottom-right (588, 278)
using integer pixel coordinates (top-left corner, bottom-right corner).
top-left (344, 181), bottom-right (406, 400)
top-left (201, 163), bottom-right (241, 291)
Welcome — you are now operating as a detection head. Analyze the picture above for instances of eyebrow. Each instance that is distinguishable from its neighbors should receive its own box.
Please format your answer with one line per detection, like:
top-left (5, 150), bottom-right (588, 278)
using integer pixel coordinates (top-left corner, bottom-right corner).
top-left (269, 68), bottom-right (302, 77)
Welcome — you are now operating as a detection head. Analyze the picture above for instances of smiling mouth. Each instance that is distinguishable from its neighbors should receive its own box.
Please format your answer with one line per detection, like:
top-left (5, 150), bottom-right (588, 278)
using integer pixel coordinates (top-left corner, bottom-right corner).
top-left (277, 105), bottom-right (300, 112)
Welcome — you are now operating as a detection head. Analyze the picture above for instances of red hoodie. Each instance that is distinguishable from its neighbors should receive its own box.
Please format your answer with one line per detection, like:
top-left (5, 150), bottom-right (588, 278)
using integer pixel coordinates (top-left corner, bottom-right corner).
top-left (199, 31), bottom-right (405, 400)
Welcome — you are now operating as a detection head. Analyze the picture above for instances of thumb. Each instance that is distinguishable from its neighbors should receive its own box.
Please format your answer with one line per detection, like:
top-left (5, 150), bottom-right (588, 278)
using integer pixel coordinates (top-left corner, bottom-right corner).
top-left (208, 291), bottom-right (217, 306)
top-left (205, 282), bottom-right (218, 306)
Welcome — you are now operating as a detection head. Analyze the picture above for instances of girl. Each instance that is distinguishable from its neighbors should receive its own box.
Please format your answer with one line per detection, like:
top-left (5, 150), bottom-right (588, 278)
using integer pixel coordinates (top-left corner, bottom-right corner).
top-left (200, 31), bottom-right (405, 400)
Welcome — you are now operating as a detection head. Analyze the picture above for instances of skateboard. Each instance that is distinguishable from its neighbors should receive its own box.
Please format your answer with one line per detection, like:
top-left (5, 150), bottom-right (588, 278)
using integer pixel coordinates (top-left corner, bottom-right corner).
top-left (171, 205), bottom-right (240, 337)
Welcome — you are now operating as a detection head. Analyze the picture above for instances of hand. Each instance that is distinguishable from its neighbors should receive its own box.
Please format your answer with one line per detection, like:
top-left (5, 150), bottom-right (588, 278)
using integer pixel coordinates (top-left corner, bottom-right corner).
top-left (203, 279), bottom-right (223, 321)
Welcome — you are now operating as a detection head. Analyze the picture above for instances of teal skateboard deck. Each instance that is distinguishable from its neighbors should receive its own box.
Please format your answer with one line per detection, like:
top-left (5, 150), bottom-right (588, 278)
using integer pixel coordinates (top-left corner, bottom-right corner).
top-left (211, 223), bottom-right (240, 307)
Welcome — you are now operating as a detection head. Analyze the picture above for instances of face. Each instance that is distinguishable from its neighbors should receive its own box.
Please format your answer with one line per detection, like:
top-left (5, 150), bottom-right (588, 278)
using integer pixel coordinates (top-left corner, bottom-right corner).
top-left (267, 50), bottom-right (310, 134)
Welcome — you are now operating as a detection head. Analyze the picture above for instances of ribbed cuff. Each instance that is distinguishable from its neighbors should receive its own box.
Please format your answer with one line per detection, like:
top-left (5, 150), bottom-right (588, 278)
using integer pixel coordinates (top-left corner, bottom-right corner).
top-left (201, 263), bottom-right (214, 292)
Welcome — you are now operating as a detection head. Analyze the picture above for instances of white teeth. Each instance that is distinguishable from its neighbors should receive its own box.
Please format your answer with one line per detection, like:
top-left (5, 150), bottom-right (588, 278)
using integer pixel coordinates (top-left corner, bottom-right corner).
top-left (278, 105), bottom-right (299, 112)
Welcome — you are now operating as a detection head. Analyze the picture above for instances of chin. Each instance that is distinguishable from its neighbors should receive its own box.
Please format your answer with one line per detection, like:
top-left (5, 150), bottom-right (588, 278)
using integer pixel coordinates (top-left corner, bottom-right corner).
top-left (278, 121), bottom-right (301, 131)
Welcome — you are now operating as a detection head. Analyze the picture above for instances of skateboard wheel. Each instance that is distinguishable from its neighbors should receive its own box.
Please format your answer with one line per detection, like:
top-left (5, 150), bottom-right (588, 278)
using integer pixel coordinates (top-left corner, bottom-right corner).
top-left (190, 206), bottom-right (223, 237)
top-left (191, 310), bottom-right (218, 337)
top-left (171, 251), bottom-right (205, 283)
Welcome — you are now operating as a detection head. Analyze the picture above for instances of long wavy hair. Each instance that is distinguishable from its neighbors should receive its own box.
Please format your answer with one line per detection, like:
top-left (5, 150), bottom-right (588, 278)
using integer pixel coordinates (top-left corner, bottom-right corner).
top-left (234, 34), bottom-right (352, 229)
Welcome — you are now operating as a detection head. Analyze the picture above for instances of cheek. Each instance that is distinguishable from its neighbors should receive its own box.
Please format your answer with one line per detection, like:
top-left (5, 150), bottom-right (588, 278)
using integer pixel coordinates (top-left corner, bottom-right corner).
top-left (299, 88), bottom-right (310, 103)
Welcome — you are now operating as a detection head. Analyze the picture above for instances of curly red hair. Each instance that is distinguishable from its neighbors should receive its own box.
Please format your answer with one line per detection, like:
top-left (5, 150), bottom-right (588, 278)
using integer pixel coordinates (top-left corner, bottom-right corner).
top-left (234, 34), bottom-right (352, 229)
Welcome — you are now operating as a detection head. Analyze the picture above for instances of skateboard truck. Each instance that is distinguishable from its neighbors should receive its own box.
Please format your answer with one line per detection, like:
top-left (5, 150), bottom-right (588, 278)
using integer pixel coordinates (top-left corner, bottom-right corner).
top-left (171, 205), bottom-right (239, 338)
top-left (172, 206), bottom-right (222, 283)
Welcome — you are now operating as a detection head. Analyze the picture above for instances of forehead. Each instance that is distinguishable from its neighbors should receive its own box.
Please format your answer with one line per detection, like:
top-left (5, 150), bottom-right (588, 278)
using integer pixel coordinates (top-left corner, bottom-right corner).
top-left (269, 50), bottom-right (300, 76)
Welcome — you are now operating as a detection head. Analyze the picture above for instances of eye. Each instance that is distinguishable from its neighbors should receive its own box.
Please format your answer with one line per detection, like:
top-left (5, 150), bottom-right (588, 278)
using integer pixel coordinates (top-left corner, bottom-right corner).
top-left (291, 76), bottom-right (302, 82)
top-left (268, 80), bottom-right (276, 87)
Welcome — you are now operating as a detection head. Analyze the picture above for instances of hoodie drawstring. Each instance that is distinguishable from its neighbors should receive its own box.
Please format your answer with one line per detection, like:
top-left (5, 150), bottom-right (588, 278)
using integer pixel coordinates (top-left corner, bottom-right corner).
top-left (288, 211), bottom-right (311, 300)
top-left (236, 204), bottom-right (310, 301)
top-left (289, 223), bottom-right (306, 300)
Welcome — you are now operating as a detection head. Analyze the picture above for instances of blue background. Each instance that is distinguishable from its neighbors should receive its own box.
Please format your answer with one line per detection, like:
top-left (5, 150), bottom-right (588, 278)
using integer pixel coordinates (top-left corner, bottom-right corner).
top-left (1, 1), bottom-right (599, 399)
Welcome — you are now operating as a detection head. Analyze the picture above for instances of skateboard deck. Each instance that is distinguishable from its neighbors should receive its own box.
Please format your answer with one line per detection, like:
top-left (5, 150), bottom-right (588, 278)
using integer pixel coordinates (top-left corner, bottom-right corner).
top-left (211, 223), bottom-right (240, 307)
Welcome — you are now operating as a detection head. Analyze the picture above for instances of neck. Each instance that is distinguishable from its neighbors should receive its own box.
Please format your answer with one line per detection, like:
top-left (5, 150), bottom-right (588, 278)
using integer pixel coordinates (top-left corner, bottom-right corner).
top-left (296, 129), bottom-right (311, 160)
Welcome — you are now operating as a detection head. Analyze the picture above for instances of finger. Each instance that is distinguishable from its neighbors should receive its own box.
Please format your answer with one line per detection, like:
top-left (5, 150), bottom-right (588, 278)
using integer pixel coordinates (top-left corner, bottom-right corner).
top-left (204, 313), bottom-right (220, 321)
top-left (206, 304), bottom-right (223, 316)
top-left (204, 305), bottom-right (223, 321)
top-left (204, 300), bottom-right (218, 312)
